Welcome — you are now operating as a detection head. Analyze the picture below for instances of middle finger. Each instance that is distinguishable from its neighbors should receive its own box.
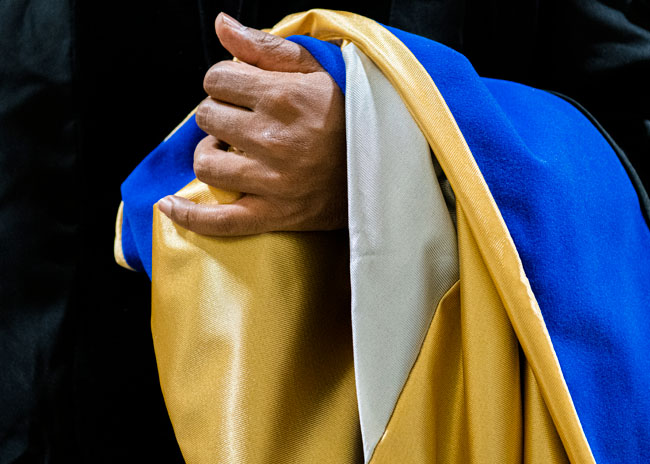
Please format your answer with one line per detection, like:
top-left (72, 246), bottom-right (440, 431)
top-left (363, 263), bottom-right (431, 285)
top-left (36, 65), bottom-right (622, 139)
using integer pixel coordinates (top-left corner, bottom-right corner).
top-left (196, 97), bottom-right (266, 154)
top-left (194, 136), bottom-right (277, 195)
top-left (203, 60), bottom-right (269, 110)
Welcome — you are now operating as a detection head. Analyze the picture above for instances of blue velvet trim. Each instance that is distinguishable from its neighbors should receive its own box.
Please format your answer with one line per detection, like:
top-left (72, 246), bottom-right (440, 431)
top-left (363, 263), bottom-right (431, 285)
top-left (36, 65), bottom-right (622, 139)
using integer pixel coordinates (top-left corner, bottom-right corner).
top-left (286, 35), bottom-right (346, 93)
top-left (385, 24), bottom-right (650, 463)
top-left (119, 29), bottom-right (650, 462)
top-left (120, 114), bottom-right (205, 276)
top-left (119, 36), bottom-right (343, 278)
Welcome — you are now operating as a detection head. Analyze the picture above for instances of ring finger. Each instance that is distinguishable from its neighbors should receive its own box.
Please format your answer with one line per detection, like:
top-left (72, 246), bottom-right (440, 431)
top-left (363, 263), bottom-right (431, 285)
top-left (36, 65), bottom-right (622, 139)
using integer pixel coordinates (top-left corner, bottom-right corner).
top-left (196, 97), bottom-right (266, 154)
top-left (194, 136), bottom-right (277, 195)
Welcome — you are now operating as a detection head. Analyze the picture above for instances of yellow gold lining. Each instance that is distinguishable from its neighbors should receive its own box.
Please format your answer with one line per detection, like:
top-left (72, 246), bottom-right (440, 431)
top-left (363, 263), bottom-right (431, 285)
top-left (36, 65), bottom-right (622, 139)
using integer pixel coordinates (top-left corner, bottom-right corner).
top-left (370, 209), bottom-right (569, 463)
top-left (151, 205), bottom-right (362, 463)
top-left (145, 9), bottom-right (595, 463)
top-left (270, 10), bottom-right (593, 463)
top-left (114, 201), bottom-right (134, 271)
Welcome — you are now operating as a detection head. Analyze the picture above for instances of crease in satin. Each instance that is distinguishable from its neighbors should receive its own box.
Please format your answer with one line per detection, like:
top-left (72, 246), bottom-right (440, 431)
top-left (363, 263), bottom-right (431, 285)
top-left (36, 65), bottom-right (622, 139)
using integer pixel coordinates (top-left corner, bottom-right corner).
top-left (343, 43), bottom-right (459, 461)
top-left (112, 9), bottom-right (606, 463)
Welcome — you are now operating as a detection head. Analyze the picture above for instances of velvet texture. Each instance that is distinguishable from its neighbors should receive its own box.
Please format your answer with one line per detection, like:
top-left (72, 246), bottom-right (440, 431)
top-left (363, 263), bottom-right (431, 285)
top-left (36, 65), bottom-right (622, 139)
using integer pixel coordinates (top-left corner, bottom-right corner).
top-left (384, 26), bottom-right (650, 462)
top-left (119, 35), bottom-right (345, 276)
top-left (119, 21), bottom-right (650, 463)
top-left (121, 115), bottom-right (205, 275)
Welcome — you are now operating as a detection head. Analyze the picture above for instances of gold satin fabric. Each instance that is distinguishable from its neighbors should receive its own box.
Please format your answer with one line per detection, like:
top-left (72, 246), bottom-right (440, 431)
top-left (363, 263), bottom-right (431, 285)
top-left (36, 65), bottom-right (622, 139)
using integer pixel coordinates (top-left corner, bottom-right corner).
top-left (369, 208), bottom-right (569, 463)
top-left (151, 181), bottom-right (362, 463)
top-left (114, 201), bottom-right (133, 271)
top-left (135, 9), bottom-right (596, 464)
top-left (272, 10), bottom-right (593, 462)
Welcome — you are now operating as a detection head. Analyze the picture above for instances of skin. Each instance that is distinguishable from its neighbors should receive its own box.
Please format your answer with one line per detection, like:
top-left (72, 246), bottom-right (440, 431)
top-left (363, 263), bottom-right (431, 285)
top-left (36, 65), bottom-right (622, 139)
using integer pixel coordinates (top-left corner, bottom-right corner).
top-left (157, 12), bottom-right (347, 236)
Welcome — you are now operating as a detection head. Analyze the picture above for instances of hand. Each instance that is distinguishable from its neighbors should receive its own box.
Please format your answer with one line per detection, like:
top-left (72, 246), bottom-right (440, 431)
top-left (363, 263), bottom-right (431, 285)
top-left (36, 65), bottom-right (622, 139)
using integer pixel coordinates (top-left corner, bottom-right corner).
top-left (157, 12), bottom-right (347, 236)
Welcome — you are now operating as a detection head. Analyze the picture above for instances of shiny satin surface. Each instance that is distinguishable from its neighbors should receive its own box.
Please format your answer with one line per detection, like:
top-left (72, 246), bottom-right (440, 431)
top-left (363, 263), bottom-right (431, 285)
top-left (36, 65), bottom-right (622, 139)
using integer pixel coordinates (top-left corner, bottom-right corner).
top-left (370, 208), bottom-right (569, 463)
top-left (272, 10), bottom-right (592, 462)
top-left (114, 201), bottom-right (132, 271)
top-left (152, 180), bottom-right (362, 463)
top-left (342, 43), bottom-right (459, 459)
top-left (145, 9), bottom-right (594, 464)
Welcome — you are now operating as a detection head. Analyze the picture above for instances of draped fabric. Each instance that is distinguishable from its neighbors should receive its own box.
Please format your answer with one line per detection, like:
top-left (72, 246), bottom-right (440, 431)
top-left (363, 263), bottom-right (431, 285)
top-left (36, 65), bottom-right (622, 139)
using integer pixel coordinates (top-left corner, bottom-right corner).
top-left (115, 10), bottom-right (650, 463)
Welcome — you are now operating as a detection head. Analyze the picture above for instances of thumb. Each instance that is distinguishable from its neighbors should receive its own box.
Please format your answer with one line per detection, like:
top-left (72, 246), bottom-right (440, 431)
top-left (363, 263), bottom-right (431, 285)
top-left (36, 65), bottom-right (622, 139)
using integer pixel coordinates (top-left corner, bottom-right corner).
top-left (215, 12), bottom-right (323, 73)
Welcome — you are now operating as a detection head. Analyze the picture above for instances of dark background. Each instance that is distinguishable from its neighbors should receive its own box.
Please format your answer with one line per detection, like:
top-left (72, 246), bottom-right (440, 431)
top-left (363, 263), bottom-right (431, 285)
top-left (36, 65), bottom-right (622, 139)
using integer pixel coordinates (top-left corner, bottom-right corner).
top-left (1, 0), bottom-right (648, 462)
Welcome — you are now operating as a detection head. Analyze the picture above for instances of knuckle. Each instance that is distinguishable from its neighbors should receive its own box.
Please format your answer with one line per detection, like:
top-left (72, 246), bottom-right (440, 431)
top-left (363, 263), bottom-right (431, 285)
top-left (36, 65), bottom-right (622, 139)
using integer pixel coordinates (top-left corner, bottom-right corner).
top-left (195, 100), bottom-right (212, 130)
top-left (294, 80), bottom-right (321, 108)
top-left (259, 81), bottom-right (310, 118)
top-left (269, 87), bottom-right (292, 108)
top-left (229, 160), bottom-right (247, 180)
top-left (257, 87), bottom-right (282, 111)
top-left (204, 61), bottom-right (234, 93)
top-left (256, 31), bottom-right (281, 48)
top-left (194, 138), bottom-right (221, 182)
top-left (203, 66), bottom-right (218, 94)
top-left (193, 150), bottom-right (212, 182)
top-left (270, 83), bottom-right (301, 109)
top-left (186, 204), bottom-right (202, 230)
top-left (257, 126), bottom-right (287, 153)
top-left (171, 200), bottom-right (190, 227)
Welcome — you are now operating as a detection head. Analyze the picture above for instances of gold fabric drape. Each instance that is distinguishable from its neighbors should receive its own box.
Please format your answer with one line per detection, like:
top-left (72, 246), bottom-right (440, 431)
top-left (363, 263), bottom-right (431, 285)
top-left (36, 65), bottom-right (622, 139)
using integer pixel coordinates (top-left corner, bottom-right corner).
top-left (152, 182), bottom-right (362, 463)
top-left (369, 207), bottom-right (570, 463)
top-left (126, 9), bottom-right (597, 463)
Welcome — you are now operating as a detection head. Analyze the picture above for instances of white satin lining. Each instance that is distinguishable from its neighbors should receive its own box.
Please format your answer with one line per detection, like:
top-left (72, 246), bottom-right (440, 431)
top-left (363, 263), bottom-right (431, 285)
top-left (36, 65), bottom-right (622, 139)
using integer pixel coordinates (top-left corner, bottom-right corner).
top-left (343, 43), bottom-right (460, 462)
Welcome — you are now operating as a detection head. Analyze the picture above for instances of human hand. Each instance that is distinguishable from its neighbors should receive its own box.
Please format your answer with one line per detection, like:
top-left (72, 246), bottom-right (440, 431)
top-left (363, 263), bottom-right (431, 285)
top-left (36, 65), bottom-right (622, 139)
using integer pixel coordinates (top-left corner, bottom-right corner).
top-left (157, 12), bottom-right (347, 236)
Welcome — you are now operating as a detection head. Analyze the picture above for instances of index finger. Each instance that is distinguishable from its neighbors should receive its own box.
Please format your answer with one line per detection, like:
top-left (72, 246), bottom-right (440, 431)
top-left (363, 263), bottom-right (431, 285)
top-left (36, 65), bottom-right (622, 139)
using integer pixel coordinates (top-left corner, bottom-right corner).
top-left (203, 60), bottom-right (268, 110)
top-left (157, 194), bottom-right (272, 236)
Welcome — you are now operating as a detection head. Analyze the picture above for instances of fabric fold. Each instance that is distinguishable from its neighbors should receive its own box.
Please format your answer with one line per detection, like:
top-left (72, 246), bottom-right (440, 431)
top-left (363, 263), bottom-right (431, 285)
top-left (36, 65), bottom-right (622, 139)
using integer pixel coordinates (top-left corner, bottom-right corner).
top-left (114, 9), bottom-right (650, 464)
top-left (343, 43), bottom-right (458, 460)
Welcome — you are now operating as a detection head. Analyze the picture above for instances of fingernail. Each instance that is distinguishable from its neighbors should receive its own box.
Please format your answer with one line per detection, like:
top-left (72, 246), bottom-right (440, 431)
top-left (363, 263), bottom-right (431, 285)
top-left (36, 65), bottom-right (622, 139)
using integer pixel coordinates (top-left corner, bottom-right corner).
top-left (158, 196), bottom-right (172, 216)
top-left (219, 12), bottom-right (245, 31)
